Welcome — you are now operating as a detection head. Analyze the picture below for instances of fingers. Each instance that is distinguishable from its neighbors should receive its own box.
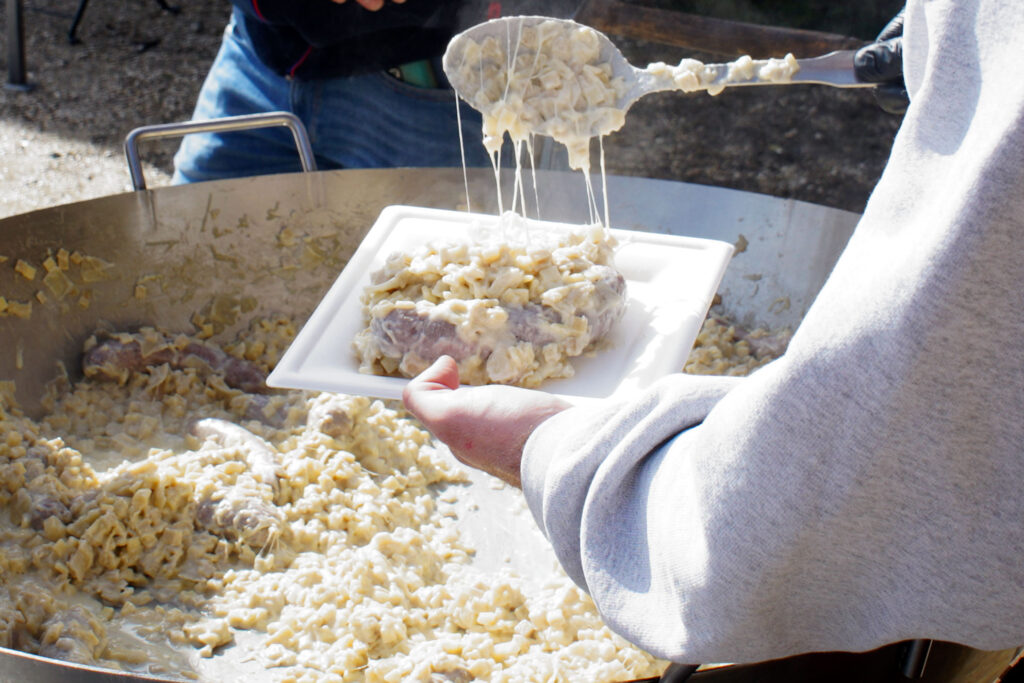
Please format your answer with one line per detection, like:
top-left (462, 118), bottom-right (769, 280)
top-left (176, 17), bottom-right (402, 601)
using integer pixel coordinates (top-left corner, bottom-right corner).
top-left (854, 37), bottom-right (908, 115)
top-left (872, 83), bottom-right (910, 115)
top-left (405, 355), bottom-right (459, 393)
top-left (401, 356), bottom-right (572, 489)
top-left (854, 38), bottom-right (903, 84)
top-left (403, 356), bottom-right (459, 421)
top-left (876, 8), bottom-right (905, 42)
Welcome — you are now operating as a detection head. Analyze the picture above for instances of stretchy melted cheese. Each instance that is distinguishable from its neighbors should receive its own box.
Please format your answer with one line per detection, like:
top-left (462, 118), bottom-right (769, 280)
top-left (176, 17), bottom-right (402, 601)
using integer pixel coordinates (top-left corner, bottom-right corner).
top-left (447, 17), bottom-right (799, 169)
top-left (448, 19), bottom-right (629, 172)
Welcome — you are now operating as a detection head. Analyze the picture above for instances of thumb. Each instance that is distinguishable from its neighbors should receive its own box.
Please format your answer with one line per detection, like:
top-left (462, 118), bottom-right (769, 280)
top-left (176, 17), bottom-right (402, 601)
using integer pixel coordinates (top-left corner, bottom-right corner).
top-left (403, 355), bottom-right (460, 414)
top-left (854, 37), bottom-right (903, 84)
top-left (412, 355), bottom-right (460, 391)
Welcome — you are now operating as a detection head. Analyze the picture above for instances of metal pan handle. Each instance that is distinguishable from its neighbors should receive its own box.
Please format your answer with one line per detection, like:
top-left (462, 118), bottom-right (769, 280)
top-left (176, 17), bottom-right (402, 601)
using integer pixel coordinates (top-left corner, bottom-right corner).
top-left (123, 111), bottom-right (317, 191)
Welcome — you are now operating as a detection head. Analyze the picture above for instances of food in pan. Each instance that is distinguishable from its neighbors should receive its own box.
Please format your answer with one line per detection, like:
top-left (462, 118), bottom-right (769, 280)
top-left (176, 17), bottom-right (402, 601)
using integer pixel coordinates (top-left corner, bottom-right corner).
top-left (0, 311), bottom-right (783, 680)
top-left (353, 224), bottom-right (627, 387)
top-left (684, 316), bottom-right (793, 376)
top-left (0, 319), bottom-right (664, 682)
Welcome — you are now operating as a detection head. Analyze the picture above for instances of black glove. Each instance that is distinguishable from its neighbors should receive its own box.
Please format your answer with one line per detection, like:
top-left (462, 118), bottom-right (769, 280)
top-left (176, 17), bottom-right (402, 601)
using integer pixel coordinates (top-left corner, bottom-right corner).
top-left (854, 9), bottom-right (909, 115)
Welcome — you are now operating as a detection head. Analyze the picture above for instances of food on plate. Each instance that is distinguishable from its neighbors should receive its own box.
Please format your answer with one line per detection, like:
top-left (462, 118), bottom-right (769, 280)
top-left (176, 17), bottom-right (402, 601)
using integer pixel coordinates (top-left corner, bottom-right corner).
top-left (354, 223), bottom-right (627, 387)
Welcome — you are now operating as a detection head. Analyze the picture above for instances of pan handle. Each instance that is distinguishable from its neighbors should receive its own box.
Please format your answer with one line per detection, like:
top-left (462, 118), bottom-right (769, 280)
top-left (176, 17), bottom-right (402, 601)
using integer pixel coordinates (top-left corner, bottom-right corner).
top-left (123, 111), bottom-right (317, 191)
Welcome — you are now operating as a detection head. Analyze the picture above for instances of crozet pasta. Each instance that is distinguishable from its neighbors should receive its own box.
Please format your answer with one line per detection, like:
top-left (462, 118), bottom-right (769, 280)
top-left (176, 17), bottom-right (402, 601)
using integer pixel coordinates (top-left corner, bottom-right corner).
top-left (354, 224), bottom-right (627, 388)
top-left (0, 318), bottom-right (663, 682)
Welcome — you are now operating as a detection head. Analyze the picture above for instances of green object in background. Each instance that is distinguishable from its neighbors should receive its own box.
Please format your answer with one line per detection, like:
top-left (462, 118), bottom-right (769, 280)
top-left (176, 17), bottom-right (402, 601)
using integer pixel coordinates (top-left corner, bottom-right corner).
top-left (397, 59), bottom-right (438, 89)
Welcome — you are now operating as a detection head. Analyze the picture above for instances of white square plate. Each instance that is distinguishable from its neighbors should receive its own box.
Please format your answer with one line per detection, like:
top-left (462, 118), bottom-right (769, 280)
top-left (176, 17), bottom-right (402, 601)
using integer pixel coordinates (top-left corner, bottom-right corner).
top-left (267, 206), bottom-right (733, 404)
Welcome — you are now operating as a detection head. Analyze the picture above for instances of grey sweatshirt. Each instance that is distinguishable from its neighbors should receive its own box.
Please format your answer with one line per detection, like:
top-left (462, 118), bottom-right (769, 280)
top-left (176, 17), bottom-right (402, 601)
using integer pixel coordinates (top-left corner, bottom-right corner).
top-left (521, 0), bottom-right (1024, 665)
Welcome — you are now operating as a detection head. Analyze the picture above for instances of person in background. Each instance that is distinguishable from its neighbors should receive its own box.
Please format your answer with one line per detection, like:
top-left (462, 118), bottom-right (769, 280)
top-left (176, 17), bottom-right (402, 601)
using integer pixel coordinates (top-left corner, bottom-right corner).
top-left (173, 0), bottom-right (577, 183)
top-left (404, 0), bottom-right (1024, 670)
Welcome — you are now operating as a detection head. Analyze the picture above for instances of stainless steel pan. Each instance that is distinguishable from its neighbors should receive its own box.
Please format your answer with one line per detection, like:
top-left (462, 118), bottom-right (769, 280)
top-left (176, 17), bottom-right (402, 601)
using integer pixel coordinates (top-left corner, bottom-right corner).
top-left (4, 157), bottom-right (1010, 682)
top-left (0, 166), bottom-right (859, 417)
top-left (0, 164), bottom-right (857, 682)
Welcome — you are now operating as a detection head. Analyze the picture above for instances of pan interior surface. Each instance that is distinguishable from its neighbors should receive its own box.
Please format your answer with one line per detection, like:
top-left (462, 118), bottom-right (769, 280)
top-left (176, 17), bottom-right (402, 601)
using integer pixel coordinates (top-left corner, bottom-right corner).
top-left (0, 168), bottom-right (859, 681)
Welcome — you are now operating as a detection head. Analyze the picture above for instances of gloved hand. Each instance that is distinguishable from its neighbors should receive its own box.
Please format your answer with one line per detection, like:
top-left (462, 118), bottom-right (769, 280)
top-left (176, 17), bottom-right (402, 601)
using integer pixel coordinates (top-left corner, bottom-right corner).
top-left (854, 8), bottom-right (908, 114)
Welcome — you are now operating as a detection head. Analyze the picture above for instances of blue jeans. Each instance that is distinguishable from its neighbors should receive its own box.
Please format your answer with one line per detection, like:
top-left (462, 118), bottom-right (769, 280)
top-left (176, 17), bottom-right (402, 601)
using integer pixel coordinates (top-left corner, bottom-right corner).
top-left (172, 10), bottom-right (494, 184)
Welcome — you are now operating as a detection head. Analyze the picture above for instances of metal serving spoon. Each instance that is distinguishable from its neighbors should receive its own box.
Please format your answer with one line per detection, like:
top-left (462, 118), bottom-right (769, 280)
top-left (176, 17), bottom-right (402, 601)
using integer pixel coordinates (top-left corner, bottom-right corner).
top-left (443, 15), bottom-right (872, 135)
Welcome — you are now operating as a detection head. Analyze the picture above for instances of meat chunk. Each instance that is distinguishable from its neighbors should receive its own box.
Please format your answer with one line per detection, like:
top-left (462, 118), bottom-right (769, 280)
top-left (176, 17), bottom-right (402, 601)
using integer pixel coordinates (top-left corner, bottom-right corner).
top-left (372, 266), bottom-right (623, 366)
top-left (190, 418), bottom-right (282, 492)
top-left (195, 491), bottom-right (282, 550)
top-left (82, 329), bottom-right (268, 394)
top-left (187, 418), bottom-right (284, 551)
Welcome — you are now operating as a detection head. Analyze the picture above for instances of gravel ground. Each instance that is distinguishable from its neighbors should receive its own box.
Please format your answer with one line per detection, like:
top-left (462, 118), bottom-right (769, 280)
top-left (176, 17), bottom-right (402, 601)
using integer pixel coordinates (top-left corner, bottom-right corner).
top-left (1, 0), bottom-right (229, 217)
top-left (1, 0), bottom-right (903, 219)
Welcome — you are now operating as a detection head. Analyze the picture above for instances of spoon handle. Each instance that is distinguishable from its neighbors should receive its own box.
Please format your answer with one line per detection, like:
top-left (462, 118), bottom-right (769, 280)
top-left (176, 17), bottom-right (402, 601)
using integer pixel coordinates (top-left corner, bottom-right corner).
top-left (704, 50), bottom-right (872, 89)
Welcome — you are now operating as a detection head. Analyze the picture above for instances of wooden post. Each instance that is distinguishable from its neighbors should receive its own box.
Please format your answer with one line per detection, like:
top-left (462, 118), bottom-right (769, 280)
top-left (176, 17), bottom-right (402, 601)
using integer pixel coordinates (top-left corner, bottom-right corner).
top-left (575, 0), bottom-right (864, 57)
top-left (5, 0), bottom-right (34, 91)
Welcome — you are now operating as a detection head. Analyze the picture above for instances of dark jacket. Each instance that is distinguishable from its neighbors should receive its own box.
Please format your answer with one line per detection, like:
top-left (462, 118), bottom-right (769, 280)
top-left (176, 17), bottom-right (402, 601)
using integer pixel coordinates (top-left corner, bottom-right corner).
top-left (230, 0), bottom-right (459, 80)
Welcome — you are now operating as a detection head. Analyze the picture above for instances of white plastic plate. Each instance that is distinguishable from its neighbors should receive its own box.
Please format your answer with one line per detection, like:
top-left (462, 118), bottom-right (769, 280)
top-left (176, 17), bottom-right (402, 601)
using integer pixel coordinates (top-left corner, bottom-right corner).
top-left (267, 206), bottom-right (733, 404)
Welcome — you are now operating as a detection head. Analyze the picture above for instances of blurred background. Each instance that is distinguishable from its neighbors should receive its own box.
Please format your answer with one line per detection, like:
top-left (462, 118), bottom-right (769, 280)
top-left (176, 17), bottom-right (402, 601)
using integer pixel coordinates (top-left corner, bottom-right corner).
top-left (640, 0), bottom-right (903, 36)
top-left (1, 0), bottom-right (904, 218)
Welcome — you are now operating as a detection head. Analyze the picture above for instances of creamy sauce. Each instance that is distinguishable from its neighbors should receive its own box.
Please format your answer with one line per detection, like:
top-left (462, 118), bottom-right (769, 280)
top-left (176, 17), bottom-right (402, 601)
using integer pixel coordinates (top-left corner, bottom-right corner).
top-left (0, 320), bottom-right (665, 682)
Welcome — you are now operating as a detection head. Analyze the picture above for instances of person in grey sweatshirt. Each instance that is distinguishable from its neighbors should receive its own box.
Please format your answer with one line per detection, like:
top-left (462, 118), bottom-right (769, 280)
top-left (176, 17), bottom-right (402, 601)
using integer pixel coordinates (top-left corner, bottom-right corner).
top-left (403, 0), bottom-right (1024, 666)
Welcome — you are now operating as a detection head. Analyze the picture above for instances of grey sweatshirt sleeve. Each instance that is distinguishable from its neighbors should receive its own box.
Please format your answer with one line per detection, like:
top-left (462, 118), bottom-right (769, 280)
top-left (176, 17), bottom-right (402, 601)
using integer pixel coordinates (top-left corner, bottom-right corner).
top-left (521, 0), bottom-right (1024, 665)
top-left (521, 374), bottom-right (741, 588)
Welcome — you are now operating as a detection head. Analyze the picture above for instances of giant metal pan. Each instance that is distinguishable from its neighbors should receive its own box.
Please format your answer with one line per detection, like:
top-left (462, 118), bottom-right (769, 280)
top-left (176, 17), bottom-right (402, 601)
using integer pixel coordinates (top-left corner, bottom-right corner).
top-left (0, 167), bottom-right (858, 417)
top-left (2, 168), bottom-right (1013, 682)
